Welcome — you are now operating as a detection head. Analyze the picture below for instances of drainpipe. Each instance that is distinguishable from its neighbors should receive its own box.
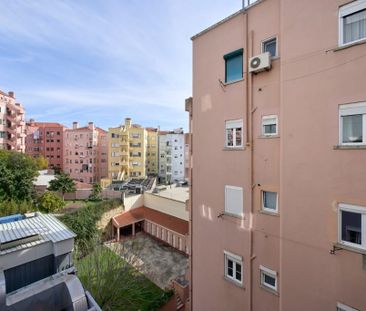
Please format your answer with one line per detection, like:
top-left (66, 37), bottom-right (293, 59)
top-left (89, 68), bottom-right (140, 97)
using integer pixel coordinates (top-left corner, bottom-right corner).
top-left (244, 9), bottom-right (256, 311)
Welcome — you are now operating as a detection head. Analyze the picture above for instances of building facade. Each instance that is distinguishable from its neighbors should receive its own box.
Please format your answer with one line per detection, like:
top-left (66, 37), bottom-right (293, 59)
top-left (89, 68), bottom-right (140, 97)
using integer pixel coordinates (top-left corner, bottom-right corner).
top-left (158, 129), bottom-right (185, 184)
top-left (64, 122), bottom-right (108, 184)
top-left (108, 118), bottom-right (159, 181)
top-left (25, 121), bottom-right (65, 171)
top-left (0, 90), bottom-right (26, 152)
top-left (146, 128), bottom-right (159, 176)
top-left (188, 1), bottom-right (366, 311)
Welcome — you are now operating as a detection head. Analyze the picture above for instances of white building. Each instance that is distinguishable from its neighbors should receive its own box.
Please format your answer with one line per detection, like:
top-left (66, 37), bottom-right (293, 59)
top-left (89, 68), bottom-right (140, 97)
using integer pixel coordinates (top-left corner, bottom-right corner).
top-left (158, 129), bottom-right (185, 184)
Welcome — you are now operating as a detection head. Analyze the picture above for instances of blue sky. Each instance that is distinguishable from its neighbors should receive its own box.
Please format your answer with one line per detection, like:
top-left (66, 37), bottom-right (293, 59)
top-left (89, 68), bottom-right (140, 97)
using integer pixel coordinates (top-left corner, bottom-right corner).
top-left (0, 0), bottom-right (240, 131)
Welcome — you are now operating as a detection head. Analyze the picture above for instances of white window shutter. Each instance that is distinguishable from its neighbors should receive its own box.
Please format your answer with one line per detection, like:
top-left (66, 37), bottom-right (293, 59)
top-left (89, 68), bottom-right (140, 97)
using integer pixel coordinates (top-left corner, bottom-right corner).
top-left (225, 186), bottom-right (243, 217)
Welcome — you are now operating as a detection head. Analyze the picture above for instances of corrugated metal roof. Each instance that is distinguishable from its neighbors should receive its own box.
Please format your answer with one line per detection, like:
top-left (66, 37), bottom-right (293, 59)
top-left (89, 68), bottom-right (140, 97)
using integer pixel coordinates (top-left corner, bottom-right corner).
top-left (0, 213), bottom-right (76, 255)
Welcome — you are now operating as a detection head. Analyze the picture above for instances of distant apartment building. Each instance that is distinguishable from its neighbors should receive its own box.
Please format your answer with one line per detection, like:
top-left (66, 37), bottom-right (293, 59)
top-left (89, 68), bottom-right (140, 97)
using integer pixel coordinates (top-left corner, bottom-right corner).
top-left (64, 122), bottom-right (108, 184)
top-left (0, 213), bottom-right (101, 310)
top-left (0, 90), bottom-right (26, 152)
top-left (108, 118), bottom-right (159, 181)
top-left (25, 120), bottom-right (65, 171)
top-left (184, 133), bottom-right (190, 181)
top-left (146, 128), bottom-right (159, 176)
top-left (188, 1), bottom-right (366, 311)
top-left (158, 129), bottom-right (185, 184)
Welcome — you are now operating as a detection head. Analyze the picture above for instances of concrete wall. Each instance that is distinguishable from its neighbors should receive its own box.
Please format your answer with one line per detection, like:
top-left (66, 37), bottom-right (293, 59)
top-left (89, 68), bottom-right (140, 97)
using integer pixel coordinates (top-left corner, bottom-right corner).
top-left (123, 194), bottom-right (144, 211)
top-left (63, 189), bottom-right (122, 200)
top-left (144, 192), bottom-right (189, 221)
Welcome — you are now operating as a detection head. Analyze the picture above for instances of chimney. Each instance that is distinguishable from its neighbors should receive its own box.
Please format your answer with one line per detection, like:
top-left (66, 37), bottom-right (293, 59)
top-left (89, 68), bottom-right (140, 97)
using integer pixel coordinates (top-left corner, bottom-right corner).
top-left (88, 122), bottom-right (94, 130)
top-left (125, 117), bottom-right (132, 128)
top-left (73, 122), bottom-right (78, 129)
top-left (8, 91), bottom-right (14, 98)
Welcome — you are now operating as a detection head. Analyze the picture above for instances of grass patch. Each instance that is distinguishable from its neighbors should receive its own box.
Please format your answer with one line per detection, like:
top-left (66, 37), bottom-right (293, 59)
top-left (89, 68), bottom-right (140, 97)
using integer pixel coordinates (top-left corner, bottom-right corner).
top-left (76, 246), bottom-right (172, 311)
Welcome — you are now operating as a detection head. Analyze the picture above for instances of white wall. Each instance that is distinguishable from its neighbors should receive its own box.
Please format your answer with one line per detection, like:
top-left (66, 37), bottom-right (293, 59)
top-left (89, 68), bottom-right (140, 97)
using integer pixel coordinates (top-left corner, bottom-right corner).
top-left (143, 192), bottom-right (189, 221)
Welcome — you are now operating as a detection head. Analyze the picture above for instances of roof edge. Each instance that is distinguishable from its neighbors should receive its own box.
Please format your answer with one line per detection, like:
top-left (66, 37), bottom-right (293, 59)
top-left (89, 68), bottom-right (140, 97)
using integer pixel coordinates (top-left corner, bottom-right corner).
top-left (191, 9), bottom-right (244, 41)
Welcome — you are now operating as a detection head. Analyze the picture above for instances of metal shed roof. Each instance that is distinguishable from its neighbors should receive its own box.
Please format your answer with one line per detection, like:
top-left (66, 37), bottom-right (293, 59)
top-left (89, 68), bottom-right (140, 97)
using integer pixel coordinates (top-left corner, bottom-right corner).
top-left (0, 213), bottom-right (76, 255)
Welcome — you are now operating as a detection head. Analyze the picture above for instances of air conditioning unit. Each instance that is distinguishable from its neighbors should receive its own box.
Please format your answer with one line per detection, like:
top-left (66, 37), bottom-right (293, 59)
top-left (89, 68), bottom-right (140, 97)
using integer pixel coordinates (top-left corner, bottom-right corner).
top-left (249, 52), bottom-right (271, 73)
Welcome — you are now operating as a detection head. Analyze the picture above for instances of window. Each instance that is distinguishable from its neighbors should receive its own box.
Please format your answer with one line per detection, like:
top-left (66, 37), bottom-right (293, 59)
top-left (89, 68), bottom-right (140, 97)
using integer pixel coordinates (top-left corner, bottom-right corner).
top-left (243, 0), bottom-right (259, 7)
top-left (224, 251), bottom-right (242, 285)
top-left (339, 0), bottom-right (366, 46)
top-left (339, 103), bottom-right (366, 145)
top-left (260, 265), bottom-right (278, 292)
top-left (262, 191), bottom-right (278, 213)
top-left (225, 185), bottom-right (243, 217)
top-left (338, 203), bottom-right (366, 251)
top-left (337, 302), bottom-right (360, 311)
top-left (262, 37), bottom-right (277, 57)
top-left (262, 115), bottom-right (278, 136)
top-left (224, 49), bottom-right (243, 83)
top-left (225, 119), bottom-right (243, 148)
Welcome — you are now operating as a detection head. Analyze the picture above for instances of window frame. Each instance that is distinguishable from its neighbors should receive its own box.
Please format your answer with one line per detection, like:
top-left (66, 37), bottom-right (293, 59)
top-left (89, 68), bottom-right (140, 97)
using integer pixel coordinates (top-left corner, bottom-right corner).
top-left (338, 203), bottom-right (366, 251)
top-left (339, 0), bottom-right (366, 47)
top-left (261, 36), bottom-right (278, 58)
top-left (339, 102), bottom-right (366, 146)
top-left (261, 115), bottom-right (278, 136)
top-left (225, 185), bottom-right (244, 218)
top-left (337, 302), bottom-right (360, 311)
top-left (262, 190), bottom-right (278, 214)
top-left (224, 250), bottom-right (243, 286)
top-left (260, 265), bottom-right (278, 293)
top-left (224, 49), bottom-right (244, 83)
top-left (225, 119), bottom-right (243, 148)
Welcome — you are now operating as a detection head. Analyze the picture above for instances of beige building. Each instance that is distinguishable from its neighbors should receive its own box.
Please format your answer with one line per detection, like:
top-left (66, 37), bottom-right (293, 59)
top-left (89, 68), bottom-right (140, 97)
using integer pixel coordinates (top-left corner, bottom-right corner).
top-left (188, 0), bottom-right (366, 311)
top-left (0, 90), bottom-right (26, 152)
top-left (108, 118), bottom-right (159, 181)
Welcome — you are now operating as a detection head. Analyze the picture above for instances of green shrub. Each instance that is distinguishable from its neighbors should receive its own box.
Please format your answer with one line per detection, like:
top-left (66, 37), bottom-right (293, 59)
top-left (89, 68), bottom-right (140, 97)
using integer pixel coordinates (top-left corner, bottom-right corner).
top-left (38, 191), bottom-right (65, 213)
top-left (58, 199), bottom-right (122, 257)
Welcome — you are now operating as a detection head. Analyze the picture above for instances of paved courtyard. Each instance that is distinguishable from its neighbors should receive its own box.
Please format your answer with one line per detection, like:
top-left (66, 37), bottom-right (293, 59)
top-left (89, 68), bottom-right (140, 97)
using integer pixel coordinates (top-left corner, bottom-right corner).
top-left (107, 233), bottom-right (188, 289)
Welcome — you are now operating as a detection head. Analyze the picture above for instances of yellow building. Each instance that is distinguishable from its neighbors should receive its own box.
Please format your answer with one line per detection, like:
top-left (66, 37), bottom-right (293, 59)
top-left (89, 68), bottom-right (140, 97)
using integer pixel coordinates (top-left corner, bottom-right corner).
top-left (108, 118), bottom-right (158, 181)
top-left (146, 128), bottom-right (159, 175)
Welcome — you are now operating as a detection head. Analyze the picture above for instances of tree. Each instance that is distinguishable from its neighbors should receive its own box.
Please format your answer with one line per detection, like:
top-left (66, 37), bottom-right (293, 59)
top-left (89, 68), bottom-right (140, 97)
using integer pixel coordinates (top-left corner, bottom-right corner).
top-left (76, 242), bottom-right (173, 311)
top-left (35, 156), bottom-right (49, 170)
top-left (48, 173), bottom-right (76, 201)
top-left (0, 150), bottom-right (39, 202)
top-left (38, 191), bottom-right (64, 213)
top-left (89, 183), bottom-right (102, 201)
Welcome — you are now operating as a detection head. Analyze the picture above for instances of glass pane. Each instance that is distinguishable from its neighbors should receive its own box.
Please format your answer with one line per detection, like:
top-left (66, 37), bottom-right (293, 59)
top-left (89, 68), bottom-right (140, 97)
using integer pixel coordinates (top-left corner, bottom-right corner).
top-left (342, 115), bottom-right (362, 143)
top-left (264, 124), bottom-right (277, 134)
top-left (226, 54), bottom-right (243, 82)
top-left (264, 274), bottom-right (276, 287)
top-left (342, 210), bottom-right (362, 245)
top-left (226, 128), bottom-right (233, 146)
top-left (227, 259), bottom-right (233, 277)
top-left (343, 9), bottom-right (366, 44)
top-left (235, 127), bottom-right (242, 146)
top-left (263, 191), bottom-right (277, 210)
top-left (235, 263), bottom-right (242, 281)
top-left (263, 38), bottom-right (277, 57)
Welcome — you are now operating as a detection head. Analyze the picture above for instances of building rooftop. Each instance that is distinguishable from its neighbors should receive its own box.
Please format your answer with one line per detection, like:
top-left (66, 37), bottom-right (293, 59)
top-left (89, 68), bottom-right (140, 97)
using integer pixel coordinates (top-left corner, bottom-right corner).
top-left (151, 185), bottom-right (189, 203)
top-left (0, 213), bottom-right (76, 255)
top-left (34, 174), bottom-right (56, 187)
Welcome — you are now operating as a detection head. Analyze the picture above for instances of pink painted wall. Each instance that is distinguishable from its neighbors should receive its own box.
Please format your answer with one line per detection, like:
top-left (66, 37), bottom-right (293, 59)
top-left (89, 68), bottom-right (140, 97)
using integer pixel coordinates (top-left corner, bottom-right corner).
top-left (190, 0), bottom-right (366, 310)
top-left (63, 122), bottom-right (108, 183)
top-left (25, 122), bottom-right (65, 170)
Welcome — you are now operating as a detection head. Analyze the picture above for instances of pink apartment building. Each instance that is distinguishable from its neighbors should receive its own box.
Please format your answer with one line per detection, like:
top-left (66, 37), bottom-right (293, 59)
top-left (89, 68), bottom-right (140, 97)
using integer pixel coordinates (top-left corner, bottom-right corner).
top-left (25, 120), bottom-right (65, 171)
top-left (64, 122), bottom-right (108, 184)
top-left (0, 90), bottom-right (26, 152)
top-left (187, 0), bottom-right (366, 310)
